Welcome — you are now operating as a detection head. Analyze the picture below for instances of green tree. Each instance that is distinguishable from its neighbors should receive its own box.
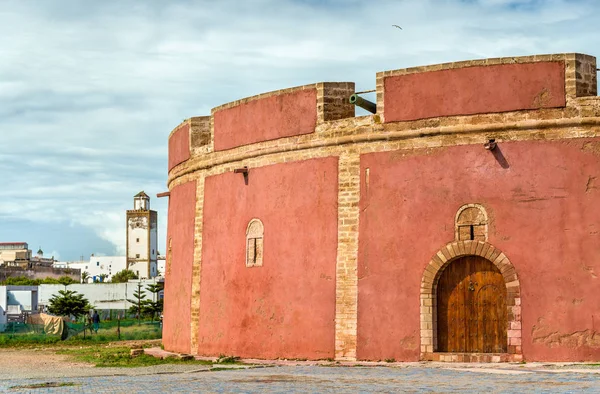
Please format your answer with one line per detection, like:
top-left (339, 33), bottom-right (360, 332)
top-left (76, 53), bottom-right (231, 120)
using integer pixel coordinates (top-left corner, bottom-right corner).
top-left (47, 289), bottom-right (90, 318)
top-left (111, 269), bottom-right (138, 283)
top-left (57, 276), bottom-right (76, 287)
top-left (127, 282), bottom-right (148, 325)
top-left (144, 283), bottom-right (163, 322)
top-left (98, 273), bottom-right (108, 283)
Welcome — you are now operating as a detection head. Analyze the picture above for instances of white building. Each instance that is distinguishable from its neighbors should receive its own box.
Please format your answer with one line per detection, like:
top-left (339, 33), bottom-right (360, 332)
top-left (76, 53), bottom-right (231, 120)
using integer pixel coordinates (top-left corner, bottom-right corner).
top-left (54, 256), bottom-right (127, 283)
top-left (0, 242), bottom-right (31, 267)
top-left (126, 191), bottom-right (158, 279)
top-left (157, 256), bottom-right (166, 277)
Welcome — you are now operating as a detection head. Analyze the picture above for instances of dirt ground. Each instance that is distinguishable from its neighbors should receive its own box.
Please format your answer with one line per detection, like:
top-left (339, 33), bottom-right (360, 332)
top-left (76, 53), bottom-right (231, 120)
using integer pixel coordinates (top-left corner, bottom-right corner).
top-left (0, 340), bottom-right (209, 380)
top-left (0, 348), bottom-right (94, 379)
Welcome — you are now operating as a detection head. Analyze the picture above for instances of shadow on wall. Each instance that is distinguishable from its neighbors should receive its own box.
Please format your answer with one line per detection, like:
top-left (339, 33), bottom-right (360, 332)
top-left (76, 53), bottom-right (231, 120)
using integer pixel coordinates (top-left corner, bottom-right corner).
top-left (492, 146), bottom-right (510, 169)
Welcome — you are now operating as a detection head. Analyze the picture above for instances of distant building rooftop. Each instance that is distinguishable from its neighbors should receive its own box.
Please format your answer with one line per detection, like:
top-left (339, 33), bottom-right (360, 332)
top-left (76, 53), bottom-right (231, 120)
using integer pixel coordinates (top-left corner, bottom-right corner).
top-left (0, 242), bottom-right (28, 250)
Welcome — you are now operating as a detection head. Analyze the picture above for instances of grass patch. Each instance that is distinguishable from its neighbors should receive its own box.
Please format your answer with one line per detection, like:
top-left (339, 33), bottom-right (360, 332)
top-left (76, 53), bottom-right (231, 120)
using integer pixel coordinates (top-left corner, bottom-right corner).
top-left (216, 354), bottom-right (241, 364)
top-left (56, 346), bottom-right (213, 368)
top-left (210, 367), bottom-right (236, 372)
top-left (0, 334), bottom-right (61, 347)
top-left (0, 320), bottom-right (161, 348)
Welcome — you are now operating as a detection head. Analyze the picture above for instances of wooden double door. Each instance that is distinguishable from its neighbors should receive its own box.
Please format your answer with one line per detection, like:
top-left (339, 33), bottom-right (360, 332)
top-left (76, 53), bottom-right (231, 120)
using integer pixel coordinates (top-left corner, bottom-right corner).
top-left (436, 255), bottom-right (507, 353)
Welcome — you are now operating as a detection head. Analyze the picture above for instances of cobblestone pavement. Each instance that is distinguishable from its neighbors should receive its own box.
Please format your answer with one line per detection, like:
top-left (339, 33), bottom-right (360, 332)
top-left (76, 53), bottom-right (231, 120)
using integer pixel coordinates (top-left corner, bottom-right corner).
top-left (1, 365), bottom-right (600, 393)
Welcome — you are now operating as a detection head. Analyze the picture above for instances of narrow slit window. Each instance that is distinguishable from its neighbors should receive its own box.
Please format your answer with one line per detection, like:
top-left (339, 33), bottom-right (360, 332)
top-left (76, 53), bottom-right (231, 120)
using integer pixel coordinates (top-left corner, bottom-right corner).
top-left (246, 219), bottom-right (264, 267)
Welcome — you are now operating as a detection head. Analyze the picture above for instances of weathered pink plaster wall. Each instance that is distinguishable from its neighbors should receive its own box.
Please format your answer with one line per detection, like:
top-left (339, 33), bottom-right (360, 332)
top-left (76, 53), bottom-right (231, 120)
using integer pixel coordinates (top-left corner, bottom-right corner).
top-left (168, 124), bottom-right (190, 171)
top-left (213, 89), bottom-right (317, 151)
top-left (199, 157), bottom-right (338, 359)
top-left (163, 180), bottom-right (196, 353)
top-left (384, 62), bottom-right (566, 122)
top-left (358, 138), bottom-right (600, 361)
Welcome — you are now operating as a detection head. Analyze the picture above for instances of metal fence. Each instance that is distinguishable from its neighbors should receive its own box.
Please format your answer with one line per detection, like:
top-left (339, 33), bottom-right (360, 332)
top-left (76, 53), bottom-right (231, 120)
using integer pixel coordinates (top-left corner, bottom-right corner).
top-left (0, 318), bottom-right (161, 344)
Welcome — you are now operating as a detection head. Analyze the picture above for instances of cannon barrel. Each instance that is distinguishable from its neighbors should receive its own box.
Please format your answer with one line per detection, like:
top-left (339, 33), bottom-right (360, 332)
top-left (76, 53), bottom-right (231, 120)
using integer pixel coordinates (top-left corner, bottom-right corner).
top-left (349, 94), bottom-right (377, 114)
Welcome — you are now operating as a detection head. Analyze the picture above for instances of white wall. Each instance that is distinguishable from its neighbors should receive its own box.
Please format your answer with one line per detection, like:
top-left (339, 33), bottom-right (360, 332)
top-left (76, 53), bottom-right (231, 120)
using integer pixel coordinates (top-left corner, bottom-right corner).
top-left (128, 226), bottom-right (148, 260)
top-left (157, 258), bottom-right (165, 277)
top-left (128, 261), bottom-right (150, 280)
top-left (0, 286), bottom-right (7, 330)
top-left (86, 256), bottom-right (127, 282)
top-left (38, 279), bottom-right (162, 310)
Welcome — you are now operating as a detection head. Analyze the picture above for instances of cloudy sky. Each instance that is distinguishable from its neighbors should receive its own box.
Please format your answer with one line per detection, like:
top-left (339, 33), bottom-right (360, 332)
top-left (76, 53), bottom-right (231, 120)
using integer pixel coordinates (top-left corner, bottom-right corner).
top-left (0, 0), bottom-right (598, 261)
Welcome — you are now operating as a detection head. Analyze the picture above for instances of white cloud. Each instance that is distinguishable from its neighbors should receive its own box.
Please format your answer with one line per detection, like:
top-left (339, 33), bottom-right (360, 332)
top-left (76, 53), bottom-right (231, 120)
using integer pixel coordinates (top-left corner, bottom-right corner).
top-left (0, 0), bottom-right (598, 259)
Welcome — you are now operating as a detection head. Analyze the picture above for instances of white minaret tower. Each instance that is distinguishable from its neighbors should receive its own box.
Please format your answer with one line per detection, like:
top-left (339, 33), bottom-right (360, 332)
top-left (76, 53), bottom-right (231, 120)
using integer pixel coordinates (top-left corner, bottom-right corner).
top-left (126, 191), bottom-right (158, 279)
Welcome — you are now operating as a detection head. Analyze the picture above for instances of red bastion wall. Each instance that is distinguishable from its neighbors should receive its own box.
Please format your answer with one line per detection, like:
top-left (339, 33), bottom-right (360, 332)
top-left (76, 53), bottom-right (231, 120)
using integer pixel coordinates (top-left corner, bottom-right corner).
top-left (213, 89), bottom-right (317, 151)
top-left (357, 138), bottom-right (600, 362)
top-left (162, 180), bottom-right (197, 353)
top-left (384, 61), bottom-right (566, 122)
top-left (198, 157), bottom-right (338, 359)
top-left (168, 123), bottom-right (190, 171)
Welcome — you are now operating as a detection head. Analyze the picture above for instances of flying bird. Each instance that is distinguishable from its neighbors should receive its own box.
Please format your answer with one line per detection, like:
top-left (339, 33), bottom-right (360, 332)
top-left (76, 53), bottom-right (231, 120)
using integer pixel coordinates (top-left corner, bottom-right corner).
top-left (392, 24), bottom-right (402, 30)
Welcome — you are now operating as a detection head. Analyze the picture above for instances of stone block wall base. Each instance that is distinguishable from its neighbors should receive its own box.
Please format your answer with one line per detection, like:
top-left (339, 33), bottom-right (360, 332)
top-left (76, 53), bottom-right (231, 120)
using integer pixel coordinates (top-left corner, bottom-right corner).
top-left (422, 353), bottom-right (523, 363)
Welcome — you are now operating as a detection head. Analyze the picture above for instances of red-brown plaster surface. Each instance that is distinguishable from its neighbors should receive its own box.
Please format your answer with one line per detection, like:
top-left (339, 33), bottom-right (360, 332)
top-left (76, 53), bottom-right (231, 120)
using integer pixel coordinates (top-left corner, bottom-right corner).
top-left (163, 180), bottom-right (196, 353)
top-left (213, 89), bottom-right (317, 151)
top-left (168, 124), bottom-right (190, 171)
top-left (384, 62), bottom-right (566, 122)
top-left (199, 157), bottom-right (338, 359)
top-left (358, 138), bottom-right (600, 361)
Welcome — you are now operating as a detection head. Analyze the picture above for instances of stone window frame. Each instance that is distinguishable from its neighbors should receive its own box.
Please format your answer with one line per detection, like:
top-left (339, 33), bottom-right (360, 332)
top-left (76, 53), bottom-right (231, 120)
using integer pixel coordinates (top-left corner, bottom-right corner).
top-left (245, 218), bottom-right (264, 268)
top-left (455, 203), bottom-right (488, 242)
top-left (166, 238), bottom-right (172, 275)
top-left (420, 240), bottom-right (522, 362)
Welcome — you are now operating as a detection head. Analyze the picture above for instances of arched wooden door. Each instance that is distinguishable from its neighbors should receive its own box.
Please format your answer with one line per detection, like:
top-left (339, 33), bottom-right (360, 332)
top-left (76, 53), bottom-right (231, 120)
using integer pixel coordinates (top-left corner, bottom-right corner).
top-left (436, 255), bottom-right (507, 353)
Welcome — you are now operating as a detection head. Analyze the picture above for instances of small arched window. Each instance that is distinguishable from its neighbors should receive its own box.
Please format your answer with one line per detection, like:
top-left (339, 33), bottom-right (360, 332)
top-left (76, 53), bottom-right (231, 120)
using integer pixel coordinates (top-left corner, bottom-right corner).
top-left (246, 219), bottom-right (264, 267)
top-left (455, 204), bottom-right (488, 241)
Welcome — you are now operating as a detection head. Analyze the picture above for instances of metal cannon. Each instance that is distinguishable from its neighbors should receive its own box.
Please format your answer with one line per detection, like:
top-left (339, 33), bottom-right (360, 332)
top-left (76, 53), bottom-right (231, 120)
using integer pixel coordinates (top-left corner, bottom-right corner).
top-left (349, 93), bottom-right (377, 114)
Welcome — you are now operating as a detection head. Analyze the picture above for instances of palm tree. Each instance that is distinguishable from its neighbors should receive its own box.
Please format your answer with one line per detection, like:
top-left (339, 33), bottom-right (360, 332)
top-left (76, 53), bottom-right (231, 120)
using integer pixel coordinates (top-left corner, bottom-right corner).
top-left (81, 271), bottom-right (90, 284)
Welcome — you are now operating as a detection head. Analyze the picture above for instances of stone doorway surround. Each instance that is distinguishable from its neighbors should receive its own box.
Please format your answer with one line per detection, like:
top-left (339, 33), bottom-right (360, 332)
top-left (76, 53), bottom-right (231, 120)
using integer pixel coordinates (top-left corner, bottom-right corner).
top-left (420, 240), bottom-right (523, 362)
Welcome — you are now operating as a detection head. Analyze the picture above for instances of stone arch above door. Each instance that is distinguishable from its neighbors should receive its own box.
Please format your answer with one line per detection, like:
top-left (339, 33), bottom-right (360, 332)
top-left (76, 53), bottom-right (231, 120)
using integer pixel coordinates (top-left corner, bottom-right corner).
top-left (420, 240), bottom-right (522, 362)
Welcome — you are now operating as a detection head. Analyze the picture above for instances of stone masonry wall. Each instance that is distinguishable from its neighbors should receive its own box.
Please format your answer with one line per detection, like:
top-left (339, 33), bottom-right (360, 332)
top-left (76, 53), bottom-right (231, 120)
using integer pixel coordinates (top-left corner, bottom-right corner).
top-left (334, 152), bottom-right (360, 360)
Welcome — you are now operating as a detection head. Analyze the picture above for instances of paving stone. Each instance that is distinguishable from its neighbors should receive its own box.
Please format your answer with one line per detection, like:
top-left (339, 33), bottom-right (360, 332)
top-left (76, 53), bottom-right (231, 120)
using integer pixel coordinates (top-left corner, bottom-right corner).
top-left (1, 365), bottom-right (599, 393)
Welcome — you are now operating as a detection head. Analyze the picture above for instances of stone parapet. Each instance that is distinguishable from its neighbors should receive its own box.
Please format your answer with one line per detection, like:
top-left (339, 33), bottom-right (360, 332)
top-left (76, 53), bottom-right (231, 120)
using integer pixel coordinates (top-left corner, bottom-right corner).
top-left (376, 53), bottom-right (596, 123)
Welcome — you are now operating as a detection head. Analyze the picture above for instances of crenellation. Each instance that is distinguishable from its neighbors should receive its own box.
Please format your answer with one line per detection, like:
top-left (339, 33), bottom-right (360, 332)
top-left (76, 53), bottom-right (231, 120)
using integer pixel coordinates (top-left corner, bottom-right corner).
top-left (189, 116), bottom-right (211, 153)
